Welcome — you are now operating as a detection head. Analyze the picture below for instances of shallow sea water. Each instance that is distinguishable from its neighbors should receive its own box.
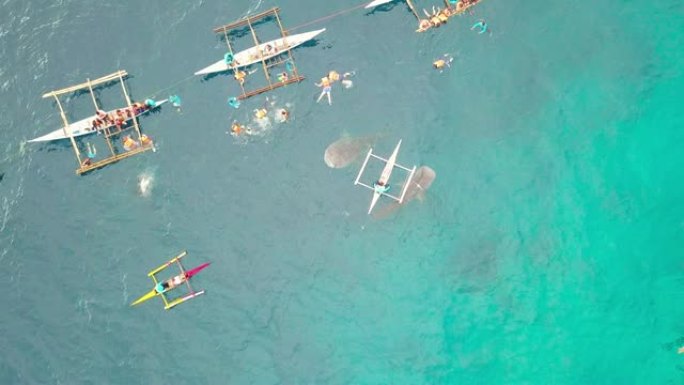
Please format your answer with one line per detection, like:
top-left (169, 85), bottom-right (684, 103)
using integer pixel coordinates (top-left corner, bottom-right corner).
top-left (1, 0), bottom-right (683, 383)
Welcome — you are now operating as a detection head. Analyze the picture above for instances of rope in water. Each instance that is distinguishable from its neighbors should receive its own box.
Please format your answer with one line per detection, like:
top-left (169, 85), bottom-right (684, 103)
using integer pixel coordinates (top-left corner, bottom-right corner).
top-left (288, 2), bottom-right (370, 32)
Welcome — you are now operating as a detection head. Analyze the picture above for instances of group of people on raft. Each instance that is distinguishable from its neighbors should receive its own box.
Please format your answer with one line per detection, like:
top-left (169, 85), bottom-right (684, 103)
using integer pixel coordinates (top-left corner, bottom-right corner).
top-left (89, 100), bottom-right (155, 132)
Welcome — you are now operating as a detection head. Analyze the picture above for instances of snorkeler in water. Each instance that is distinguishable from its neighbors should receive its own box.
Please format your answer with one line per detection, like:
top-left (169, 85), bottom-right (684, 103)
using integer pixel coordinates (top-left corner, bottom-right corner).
top-left (433, 54), bottom-right (454, 72)
top-left (471, 19), bottom-right (488, 34)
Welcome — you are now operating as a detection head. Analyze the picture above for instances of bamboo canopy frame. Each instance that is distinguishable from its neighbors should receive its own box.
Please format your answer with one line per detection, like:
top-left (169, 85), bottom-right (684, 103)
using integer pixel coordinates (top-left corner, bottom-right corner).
top-left (212, 7), bottom-right (306, 100)
top-left (41, 70), bottom-right (155, 175)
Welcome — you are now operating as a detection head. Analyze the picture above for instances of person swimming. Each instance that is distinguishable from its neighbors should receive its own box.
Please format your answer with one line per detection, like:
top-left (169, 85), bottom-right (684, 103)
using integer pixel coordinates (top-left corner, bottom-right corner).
top-left (140, 134), bottom-right (153, 147)
top-left (433, 54), bottom-right (453, 71)
top-left (122, 135), bottom-right (139, 151)
top-left (279, 109), bottom-right (289, 121)
top-left (471, 19), bottom-right (488, 34)
top-left (234, 70), bottom-right (247, 85)
top-left (316, 76), bottom-right (333, 105)
top-left (231, 121), bottom-right (243, 136)
top-left (254, 108), bottom-right (268, 119)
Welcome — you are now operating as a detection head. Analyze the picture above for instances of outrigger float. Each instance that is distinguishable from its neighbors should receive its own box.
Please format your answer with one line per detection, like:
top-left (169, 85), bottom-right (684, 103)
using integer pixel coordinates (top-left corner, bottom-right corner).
top-left (354, 140), bottom-right (416, 214)
top-left (197, 7), bottom-right (323, 100)
top-left (39, 70), bottom-right (161, 175)
top-left (365, 0), bottom-right (484, 33)
top-left (131, 251), bottom-right (209, 310)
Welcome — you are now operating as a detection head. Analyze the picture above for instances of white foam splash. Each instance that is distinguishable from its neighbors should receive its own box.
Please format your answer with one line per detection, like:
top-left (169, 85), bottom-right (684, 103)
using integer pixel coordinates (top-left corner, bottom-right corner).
top-left (138, 171), bottom-right (154, 197)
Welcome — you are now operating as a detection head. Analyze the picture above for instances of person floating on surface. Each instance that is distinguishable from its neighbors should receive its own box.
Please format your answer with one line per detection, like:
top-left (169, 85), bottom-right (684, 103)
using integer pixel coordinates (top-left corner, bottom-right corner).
top-left (122, 135), bottom-right (139, 151)
top-left (316, 75), bottom-right (333, 105)
top-left (234, 70), bottom-right (247, 85)
top-left (231, 121), bottom-right (243, 136)
top-left (471, 19), bottom-right (488, 34)
top-left (254, 108), bottom-right (268, 120)
top-left (433, 54), bottom-right (453, 72)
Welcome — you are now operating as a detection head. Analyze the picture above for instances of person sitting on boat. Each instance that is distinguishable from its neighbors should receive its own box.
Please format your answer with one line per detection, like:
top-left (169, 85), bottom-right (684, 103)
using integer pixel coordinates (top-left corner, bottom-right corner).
top-left (262, 44), bottom-right (275, 56)
top-left (91, 118), bottom-right (103, 131)
top-left (373, 181), bottom-right (390, 193)
top-left (114, 117), bottom-right (125, 130)
top-left (132, 102), bottom-right (146, 114)
top-left (122, 135), bottom-right (139, 151)
top-left (144, 99), bottom-right (157, 108)
top-left (315, 76), bottom-right (333, 105)
top-left (438, 8), bottom-right (450, 22)
top-left (277, 72), bottom-right (289, 82)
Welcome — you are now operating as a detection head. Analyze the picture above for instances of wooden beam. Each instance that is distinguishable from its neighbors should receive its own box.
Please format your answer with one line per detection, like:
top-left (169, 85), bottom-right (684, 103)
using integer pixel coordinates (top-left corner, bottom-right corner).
top-left (237, 75), bottom-right (304, 100)
top-left (246, 16), bottom-right (273, 87)
top-left (117, 72), bottom-right (144, 143)
top-left (52, 95), bottom-right (83, 166)
top-left (213, 7), bottom-right (279, 33)
top-left (77, 145), bottom-right (153, 175)
top-left (273, 9), bottom-right (300, 79)
top-left (406, 0), bottom-right (421, 20)
top-left (42, 70), bottom-right (128, 99)
top-left (86, 78), bottom-right (100, 110)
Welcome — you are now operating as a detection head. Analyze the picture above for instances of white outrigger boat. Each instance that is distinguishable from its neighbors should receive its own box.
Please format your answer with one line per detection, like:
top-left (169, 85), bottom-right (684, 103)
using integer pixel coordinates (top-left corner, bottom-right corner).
top-left (354, 139), bottom-right (417, 214)
top-left (29, 99), bottom-right (167, 143)
top-left (194, 28), bottom-right (326, 76)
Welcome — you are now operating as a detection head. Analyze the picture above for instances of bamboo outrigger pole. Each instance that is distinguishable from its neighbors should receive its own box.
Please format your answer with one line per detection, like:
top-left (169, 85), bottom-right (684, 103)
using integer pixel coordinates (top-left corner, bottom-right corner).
top-left (86, 78), bottom-right (116, 155)
top-left (274, 10), bottom-right (300, 80)
top-left (52, 95), bottom-right (82, 165)
top-left (221, 28), bottom-right (247, 95)
top-left (246, 16), bottom-right (274, 87)
top-left (406, 0), bottom-right (421, 20)
top-left (117, 71), bottom-right (145, 145)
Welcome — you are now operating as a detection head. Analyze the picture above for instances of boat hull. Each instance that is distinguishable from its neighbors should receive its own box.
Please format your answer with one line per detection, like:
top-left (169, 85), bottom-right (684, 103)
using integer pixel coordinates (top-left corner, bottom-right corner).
top-left (365, 0), bottom-right (396, 8)
top-left (368, 140), bottom-right (402, 214)
top-left (194, 29), bottom-right (326, 76)
top-left (29, 99), bottom-right (168, 143)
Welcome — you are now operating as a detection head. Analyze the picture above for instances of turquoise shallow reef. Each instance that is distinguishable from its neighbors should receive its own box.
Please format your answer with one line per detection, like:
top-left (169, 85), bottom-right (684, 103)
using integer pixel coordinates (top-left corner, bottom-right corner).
top-left (1, 0), bottom-right (683, 383)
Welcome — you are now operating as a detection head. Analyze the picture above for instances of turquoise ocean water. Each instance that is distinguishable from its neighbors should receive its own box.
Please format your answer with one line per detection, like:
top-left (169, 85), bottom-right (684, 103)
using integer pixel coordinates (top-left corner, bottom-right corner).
top-left (1, 0), bottom-right (684, 383)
